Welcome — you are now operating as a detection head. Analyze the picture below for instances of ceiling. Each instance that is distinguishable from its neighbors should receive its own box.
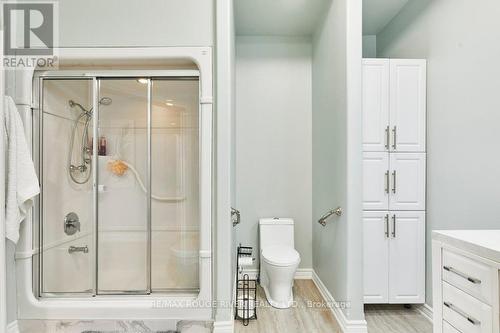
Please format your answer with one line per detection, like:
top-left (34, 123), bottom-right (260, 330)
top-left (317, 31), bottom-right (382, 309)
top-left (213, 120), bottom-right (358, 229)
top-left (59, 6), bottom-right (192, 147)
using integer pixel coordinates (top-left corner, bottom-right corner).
top-left (234, 0), bottom-right (329, 36)
top-left (234, 0), bottom-right (409, 37)
top-left (363, 0), bottom-right (409, 35)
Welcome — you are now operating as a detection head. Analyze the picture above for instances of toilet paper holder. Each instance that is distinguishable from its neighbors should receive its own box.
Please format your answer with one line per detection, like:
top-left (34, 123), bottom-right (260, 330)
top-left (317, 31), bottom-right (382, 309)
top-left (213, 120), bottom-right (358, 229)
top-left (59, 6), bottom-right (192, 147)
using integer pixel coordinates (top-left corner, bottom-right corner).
top-left (237, 244), bottom-right (255, 274)
top-left (235, 245), bottom-right (257, 325)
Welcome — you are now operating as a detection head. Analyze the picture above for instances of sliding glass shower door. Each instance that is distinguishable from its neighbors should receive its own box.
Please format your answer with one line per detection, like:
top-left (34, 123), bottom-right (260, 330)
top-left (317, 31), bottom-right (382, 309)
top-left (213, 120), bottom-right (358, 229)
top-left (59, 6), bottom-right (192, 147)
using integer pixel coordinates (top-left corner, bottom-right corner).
top-left (97, 79), bottom-right (149, 294)
top-left (40, 78), bottom-right (95, 295)
top-left (38, 75), bottom-right (200, 297)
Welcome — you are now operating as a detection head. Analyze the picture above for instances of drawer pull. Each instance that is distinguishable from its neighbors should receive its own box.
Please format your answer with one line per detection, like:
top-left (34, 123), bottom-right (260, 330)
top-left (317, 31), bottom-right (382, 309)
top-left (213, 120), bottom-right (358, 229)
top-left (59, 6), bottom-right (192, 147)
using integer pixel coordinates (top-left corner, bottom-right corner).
top-left (385, 170), bottom-right (390, 193)
top-left (385, 126), bottom-right (390, 150)
top-left (384, 214), bottom-right (389, 238)
top-left (443, 266), bottom-right (482, 284)
top-left (443, 302), bottom-right (481, 326)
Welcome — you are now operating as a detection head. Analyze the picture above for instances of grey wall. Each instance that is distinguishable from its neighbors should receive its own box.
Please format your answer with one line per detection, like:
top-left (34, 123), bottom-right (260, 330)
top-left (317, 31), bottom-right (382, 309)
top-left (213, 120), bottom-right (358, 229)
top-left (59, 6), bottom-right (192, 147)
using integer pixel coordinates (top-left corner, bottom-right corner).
top-left (362, 35), bottom-right (377, 58)
top-left (312, 0), bottom-right (364, 321)
top-left (235, 36), bottom-right (313, 270)
top-left (377, 0), bottom-right (500, 306)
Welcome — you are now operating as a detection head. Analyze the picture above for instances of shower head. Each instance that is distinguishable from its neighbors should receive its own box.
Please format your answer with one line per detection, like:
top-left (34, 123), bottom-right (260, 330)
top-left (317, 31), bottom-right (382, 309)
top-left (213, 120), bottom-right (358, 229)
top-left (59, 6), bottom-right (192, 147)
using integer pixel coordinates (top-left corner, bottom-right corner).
top-left (68, 100), bottom-right (90, 115)
top-left (68, 97), bottom-right (112, 114)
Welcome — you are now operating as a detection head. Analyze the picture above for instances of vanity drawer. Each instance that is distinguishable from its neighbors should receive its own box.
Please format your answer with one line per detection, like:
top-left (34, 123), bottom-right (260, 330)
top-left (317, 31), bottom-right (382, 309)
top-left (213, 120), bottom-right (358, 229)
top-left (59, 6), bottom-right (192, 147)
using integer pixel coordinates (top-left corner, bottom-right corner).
top-left (442, 249), bottom-right (493, 305)
top-left (443, 321), bottom-right (462, 333)
top-left (442, 282), bottom-right (492, 333)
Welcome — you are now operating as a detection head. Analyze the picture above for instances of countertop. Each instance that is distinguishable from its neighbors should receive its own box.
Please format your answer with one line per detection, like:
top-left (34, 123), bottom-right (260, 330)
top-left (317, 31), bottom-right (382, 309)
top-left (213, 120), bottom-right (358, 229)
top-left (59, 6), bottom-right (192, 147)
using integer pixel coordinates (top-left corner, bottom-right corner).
top-left (432, 230), bottom-right (500, 263)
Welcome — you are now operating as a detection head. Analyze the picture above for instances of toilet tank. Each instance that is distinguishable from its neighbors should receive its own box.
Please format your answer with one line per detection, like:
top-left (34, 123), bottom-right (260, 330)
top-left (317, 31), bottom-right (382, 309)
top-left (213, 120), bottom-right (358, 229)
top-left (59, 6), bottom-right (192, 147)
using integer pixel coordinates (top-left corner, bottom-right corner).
top-left (259, 218), bottom-right (294, 250)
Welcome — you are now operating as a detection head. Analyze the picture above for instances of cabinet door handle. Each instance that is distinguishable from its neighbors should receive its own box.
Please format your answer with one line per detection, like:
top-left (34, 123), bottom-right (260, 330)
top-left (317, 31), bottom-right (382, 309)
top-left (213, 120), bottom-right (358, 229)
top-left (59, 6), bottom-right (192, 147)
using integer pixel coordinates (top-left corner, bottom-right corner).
top-left (443, 302), bottom-right (481, 326)
top-left (392, 170), bottom-right (397, 194)
top-left (384, 214), bottom-right (389, 238)
top-left (385, 126), bottom-right (390, 150)
top-left (391, 214), bottom-right (396, 238)
top-left (443, 266), bottom-right (482, 285)
top-left (385, 170), bottom-right (390, 193)
top-left (392, 126), bottom-right (397, 150)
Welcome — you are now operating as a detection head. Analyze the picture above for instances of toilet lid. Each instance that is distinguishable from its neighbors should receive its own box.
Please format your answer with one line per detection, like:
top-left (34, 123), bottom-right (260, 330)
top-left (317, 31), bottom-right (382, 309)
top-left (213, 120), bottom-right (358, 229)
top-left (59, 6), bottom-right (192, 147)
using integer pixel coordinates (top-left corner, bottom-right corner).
top-left (262, 245), bottom-right (300, 266)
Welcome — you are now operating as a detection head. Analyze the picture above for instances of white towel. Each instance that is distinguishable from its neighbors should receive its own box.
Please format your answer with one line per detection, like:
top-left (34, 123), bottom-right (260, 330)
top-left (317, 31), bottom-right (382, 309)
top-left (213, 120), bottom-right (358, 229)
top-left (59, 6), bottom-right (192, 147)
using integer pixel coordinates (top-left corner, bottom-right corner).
top-left (3, 96), bottom-right (40, 244)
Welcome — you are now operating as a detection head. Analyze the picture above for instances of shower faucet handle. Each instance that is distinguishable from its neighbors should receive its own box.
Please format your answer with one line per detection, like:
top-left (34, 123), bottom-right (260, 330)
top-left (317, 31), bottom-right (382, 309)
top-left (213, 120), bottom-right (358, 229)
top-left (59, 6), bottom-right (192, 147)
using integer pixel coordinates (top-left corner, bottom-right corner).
top-left (64, 212), bottom-right (80, 236)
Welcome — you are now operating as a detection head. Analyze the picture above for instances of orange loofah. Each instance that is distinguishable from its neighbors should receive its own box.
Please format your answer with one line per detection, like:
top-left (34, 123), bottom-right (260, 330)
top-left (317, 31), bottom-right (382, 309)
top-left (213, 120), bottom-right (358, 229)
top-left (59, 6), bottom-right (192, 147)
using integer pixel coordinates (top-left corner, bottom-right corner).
top-left (107, 159), bottom-right (129, 176)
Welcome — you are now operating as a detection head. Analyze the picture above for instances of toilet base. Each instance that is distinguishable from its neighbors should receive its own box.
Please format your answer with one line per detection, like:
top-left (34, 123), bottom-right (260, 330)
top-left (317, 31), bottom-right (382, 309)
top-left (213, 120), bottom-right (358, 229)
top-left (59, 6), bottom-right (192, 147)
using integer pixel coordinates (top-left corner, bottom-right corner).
top-left (262, 284), bottom-right (295, 309)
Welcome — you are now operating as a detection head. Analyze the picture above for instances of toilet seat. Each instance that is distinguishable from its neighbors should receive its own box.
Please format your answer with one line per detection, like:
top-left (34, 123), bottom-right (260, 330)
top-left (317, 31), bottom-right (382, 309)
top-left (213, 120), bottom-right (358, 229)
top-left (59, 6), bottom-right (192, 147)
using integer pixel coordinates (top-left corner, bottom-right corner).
top-left (262, 245), bottom-right (300, 266)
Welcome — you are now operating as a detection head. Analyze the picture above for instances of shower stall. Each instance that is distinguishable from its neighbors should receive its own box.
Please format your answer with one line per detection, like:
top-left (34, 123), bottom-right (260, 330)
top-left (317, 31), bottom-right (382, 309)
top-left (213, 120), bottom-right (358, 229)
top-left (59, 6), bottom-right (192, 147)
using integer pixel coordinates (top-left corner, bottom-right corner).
top-left (32, 73), bottom-right (202, 297)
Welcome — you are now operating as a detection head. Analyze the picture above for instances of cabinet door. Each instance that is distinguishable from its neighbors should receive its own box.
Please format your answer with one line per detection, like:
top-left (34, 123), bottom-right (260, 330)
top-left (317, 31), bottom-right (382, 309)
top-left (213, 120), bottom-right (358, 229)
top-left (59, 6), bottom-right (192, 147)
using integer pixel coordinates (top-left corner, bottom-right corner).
top-left (389, 59), bottom-right (426, 152)
top-left (388, 211), bottom-right (425, 304)
top-left (363, 211), bottom-right (390, 304)
top-left (363, 152), bottom-right (389, 210)
top-left (389, 153), bottom-right (426, 211)
top-left (363, 59), bottom-right (390, 152)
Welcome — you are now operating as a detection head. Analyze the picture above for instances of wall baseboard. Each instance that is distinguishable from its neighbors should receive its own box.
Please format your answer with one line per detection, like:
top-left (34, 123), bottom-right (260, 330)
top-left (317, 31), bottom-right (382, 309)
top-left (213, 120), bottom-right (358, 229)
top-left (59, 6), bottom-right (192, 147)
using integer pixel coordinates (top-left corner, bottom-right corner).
top-left (416, 304), bottom-right (433, 323)
top-left (213, 320), bottom-right (234, 333)
top-left (241, 268), bottom-right (313, 280)
top-left (6, 320), bottom-right (19, 333)
top-left (312, 271), bottom-right (368, 333)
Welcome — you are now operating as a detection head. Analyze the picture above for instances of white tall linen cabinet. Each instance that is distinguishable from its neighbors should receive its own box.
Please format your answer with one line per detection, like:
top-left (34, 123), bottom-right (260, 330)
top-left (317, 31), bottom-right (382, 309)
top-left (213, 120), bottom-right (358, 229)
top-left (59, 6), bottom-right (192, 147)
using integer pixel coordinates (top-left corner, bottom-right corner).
top-left (362, 58), bottom-right (427, 304)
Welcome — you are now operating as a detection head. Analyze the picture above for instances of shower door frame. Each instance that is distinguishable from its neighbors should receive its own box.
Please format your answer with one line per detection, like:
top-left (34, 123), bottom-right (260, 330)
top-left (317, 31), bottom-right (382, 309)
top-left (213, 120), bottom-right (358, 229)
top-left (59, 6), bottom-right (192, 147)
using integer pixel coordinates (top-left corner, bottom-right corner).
top-left (13, 47), bottom-right (213, 321)
top-left (34, 72), bottom-right (202, 297)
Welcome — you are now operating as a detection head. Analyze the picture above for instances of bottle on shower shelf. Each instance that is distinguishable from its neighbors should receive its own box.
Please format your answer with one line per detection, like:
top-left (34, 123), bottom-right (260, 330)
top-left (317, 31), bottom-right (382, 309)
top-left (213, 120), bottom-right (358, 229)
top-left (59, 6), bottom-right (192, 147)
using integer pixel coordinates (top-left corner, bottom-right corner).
top-left (98, 136), bottom-right (107, 156)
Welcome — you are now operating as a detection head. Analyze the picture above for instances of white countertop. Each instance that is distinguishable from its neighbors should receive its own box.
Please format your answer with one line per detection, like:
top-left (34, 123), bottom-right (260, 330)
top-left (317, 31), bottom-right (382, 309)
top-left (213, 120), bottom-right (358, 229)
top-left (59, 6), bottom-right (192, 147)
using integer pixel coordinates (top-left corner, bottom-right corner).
top-left (433, 230), bottom-right (500, 263)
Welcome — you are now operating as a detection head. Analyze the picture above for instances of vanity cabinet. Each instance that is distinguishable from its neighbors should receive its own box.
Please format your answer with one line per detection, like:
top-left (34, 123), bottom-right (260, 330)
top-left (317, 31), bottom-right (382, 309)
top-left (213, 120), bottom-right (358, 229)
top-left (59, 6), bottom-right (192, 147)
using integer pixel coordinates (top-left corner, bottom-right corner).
top-left (362, 59), bottom-right (426, 153)
top-left (363, 211), bottom-right (425, 304)
top-left (362, 58), bottom-right (427, 305)
top-left (432, 231), bottom-right (500, 333)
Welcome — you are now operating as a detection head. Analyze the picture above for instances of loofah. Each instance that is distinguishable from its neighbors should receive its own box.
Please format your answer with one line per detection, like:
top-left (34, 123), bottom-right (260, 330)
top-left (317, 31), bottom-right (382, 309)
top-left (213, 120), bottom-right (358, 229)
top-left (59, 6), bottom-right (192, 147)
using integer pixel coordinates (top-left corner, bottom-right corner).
top-left (107, 159), bottom-right (129, 176)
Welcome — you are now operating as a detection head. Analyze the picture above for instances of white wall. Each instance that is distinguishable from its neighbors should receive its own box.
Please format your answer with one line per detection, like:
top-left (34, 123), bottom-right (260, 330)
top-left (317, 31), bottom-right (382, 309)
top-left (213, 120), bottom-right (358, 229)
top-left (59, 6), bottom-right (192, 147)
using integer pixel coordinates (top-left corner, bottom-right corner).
top-left (235, 36), bottom-right (313, 270)
top-left (362, 35), bottom-right (377, 58)
top-left (377, 0), bottom-right (500, 306)
top-left (312, 0), bottom-right (364, 321)
top-left (215, 0), bottom-right (236, 325)
top-left (58, 0), bottom-right (213, 47)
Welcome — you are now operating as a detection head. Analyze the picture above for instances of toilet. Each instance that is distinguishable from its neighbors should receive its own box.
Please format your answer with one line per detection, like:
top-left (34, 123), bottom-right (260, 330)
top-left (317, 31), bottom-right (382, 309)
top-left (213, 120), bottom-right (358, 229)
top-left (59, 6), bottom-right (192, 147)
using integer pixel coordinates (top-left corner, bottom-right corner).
top-left (259, 218), bottom-right (301, 309)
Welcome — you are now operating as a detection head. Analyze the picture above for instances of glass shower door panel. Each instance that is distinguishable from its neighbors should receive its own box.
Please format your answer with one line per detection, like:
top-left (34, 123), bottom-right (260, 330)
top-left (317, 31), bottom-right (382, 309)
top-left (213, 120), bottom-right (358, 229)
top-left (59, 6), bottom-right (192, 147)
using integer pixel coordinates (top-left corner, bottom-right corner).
top-left (41, 79), bottom-right (94, 295)
top-left (151, 79), bottom-right (200, 291)
top-left (97, 79), bottom-right (149, 293)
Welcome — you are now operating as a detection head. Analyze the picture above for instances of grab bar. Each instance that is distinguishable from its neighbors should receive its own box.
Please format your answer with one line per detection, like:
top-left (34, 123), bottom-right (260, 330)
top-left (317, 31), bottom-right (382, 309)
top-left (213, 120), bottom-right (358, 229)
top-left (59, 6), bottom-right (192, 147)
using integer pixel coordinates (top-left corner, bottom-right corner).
top-left (318, 207), bottom-right (342, 226)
